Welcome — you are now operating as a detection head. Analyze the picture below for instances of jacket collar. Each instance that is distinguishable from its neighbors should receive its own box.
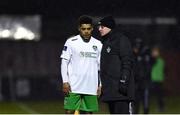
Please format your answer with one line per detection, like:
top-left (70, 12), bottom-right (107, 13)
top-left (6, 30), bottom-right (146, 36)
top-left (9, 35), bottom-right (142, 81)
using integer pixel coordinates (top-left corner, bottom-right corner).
top-left (101, 30), bottom-right (113, 43)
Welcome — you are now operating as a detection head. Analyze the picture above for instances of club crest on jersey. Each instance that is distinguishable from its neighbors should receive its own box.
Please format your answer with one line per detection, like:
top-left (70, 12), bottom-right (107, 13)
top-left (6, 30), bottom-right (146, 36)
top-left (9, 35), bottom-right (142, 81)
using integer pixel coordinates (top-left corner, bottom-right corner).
top-left (106, 46), bottom-right (111, 53)
top-left (63, 46), bottom-right (67, 51)
top-left (92, 45), bottom-right (97, 51)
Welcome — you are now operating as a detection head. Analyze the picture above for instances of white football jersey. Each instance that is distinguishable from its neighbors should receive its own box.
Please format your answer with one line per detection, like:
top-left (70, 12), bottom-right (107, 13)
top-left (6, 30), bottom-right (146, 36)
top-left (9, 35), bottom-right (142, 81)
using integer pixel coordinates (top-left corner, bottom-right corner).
top-left (60, 35), bottom-right (102, 95)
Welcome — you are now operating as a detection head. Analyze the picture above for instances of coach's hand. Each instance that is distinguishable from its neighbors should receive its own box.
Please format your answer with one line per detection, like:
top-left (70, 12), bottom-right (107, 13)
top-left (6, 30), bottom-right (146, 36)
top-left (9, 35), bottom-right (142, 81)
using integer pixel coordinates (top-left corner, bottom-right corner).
top-left (119, 75), bottom-right (129, 96)
top-left (63, 82), bottom-right (71, 95)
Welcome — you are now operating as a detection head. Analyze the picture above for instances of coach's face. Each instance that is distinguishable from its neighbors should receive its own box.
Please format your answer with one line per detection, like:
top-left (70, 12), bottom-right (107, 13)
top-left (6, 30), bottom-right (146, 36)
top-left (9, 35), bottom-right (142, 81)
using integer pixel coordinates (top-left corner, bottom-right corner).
top-left (98, 25), bottom-right (111, 37)
top-left (79, 24), bottom-right (93, 39)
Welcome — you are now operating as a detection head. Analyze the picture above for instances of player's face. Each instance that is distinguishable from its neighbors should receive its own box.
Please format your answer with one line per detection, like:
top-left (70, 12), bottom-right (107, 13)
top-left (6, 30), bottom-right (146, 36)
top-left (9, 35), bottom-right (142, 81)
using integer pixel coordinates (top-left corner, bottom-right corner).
top-left (79, 24), bottom-right (93, 39)
top-left (98, 25), bottom-right (111, 37)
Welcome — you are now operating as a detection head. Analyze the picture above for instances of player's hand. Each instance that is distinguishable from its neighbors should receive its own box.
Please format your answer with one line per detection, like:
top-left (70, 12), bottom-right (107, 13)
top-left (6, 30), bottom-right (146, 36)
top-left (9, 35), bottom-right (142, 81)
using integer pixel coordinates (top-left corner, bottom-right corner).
top-left (63, 82), bottom-right (71, 95)
top-left (97, 86), bottom-right (102, 97)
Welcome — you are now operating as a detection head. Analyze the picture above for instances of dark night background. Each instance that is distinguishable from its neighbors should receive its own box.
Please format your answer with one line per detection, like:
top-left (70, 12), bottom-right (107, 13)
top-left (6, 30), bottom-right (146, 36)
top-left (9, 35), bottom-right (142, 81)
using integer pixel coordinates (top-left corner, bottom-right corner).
top-left (0, 0), bottom-right (180, 105)
top-left (1, 0), bottom-right (179, 17)
top-left (1, 0), bottom-right (180, 42)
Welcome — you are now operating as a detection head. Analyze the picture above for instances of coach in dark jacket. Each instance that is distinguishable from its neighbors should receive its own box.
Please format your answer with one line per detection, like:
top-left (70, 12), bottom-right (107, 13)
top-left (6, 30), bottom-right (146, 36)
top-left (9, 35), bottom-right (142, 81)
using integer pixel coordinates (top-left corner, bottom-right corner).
top-left (98, 16), bottom-right (135, 114)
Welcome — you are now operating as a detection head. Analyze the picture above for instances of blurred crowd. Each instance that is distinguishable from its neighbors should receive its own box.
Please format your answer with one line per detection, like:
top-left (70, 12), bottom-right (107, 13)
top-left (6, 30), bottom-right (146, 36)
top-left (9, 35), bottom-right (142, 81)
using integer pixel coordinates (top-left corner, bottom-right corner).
top-left (133, 38), bottom-right (165, 113)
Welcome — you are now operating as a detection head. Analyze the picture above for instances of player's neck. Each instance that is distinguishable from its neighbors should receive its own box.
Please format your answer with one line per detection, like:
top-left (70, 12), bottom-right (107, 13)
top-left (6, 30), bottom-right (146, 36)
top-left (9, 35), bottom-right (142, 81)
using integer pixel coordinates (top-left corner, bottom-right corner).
top-left (80, 35), bottom-right (91, 43)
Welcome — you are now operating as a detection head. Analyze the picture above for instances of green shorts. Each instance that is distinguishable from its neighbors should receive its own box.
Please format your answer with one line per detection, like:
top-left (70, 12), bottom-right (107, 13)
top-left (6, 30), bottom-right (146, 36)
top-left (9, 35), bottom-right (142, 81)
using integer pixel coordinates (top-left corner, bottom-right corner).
top-left (64, 93), bottom-right (98, 112)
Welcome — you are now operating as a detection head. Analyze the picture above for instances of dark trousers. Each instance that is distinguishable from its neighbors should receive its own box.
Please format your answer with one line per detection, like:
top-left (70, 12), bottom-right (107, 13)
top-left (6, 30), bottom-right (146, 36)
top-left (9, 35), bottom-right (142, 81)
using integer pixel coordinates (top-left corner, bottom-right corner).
top-left (151, 82), bottom-right (165, 112)
top-left (134, 88), bottom-right (149, 114)
top-left (107, 101), bottom-right (133, 114)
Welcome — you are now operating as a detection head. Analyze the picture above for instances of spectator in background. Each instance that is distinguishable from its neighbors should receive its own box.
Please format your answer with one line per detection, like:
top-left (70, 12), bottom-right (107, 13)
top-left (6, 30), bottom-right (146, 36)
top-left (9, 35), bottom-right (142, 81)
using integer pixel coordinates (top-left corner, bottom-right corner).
top-left (0, 77), bottom-right (2, 101)
top-left (98, 16), bottom-right (135, 114)
top-left (151, 46), bottom-right (165, 112)
top-left (60, 15), bottom-right (102, 114)
top-left (133, 38), bottom-right (151, 114)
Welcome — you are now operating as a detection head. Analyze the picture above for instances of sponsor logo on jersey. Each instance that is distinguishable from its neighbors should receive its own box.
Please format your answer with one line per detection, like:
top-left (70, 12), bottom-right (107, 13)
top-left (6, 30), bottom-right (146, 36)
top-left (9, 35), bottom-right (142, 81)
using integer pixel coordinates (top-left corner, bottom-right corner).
top-left (92, 45), bottom-right (97, 51)
top-left (106, 46), bottom-right (111, 53)
top-left (63, 46), bottom-right (67, 51)
top-left (80, 51), bottom-right (97, 58)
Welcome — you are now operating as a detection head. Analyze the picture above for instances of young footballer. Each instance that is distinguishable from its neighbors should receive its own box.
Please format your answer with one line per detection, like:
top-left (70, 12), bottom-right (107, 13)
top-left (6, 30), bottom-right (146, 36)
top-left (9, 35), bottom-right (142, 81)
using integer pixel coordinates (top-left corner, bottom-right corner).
top-left (60, 15), bottom-right (102, 114)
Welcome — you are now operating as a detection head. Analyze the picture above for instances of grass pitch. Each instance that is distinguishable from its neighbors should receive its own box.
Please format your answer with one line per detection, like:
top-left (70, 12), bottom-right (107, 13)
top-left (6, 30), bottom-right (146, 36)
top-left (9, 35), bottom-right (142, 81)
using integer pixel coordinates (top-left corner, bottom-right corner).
top-left (0, 96), bottom-right (179, 114)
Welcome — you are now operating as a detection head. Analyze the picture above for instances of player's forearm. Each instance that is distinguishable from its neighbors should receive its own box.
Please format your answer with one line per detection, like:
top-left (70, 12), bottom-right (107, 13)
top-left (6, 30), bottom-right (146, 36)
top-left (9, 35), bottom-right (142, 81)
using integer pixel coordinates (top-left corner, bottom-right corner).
top-left (98, 71), bottom-right (102, 87)
top-left (61, 58), bottom-right (69, 83)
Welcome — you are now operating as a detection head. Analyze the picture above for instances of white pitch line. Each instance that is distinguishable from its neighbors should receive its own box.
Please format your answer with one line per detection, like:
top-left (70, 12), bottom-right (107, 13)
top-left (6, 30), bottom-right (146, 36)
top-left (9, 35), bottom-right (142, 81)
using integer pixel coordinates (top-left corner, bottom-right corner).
top-left (16, 102), bottom-right (38, 114)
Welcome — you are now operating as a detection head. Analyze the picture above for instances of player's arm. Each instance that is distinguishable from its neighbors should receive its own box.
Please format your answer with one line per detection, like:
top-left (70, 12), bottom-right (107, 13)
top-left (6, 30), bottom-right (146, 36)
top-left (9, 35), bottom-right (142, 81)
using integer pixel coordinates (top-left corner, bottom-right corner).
top-left (97, 71), bottom-right (102, 97)
top-left (60, 39), bottom-right (72, 95)
top-left (97, 44), bottom-right (102, 97)
top-left (61, 58), bottom-right (71, 95)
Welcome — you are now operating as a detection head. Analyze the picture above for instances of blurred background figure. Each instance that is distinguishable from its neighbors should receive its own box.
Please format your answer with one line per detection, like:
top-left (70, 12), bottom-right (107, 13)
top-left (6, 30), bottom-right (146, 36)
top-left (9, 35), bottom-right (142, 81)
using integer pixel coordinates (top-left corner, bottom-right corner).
top-left (133, 38), bottom-right (152, 114)
top-left (0, 77), bottom-right (3, 101)
top-left (150, 46), bottom-right (165, 112)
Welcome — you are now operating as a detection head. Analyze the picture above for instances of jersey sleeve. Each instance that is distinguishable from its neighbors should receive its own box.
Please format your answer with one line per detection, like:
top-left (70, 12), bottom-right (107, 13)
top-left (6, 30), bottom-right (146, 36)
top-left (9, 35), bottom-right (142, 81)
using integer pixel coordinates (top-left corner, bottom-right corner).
top-left (98, 42), bottom-right (102, 86)
top-left (61, 58), bottom-right (69, 83)
top-left (98, 43), bottom-right (102, 71)
top-left (60, 40), bottom-right (72, 61)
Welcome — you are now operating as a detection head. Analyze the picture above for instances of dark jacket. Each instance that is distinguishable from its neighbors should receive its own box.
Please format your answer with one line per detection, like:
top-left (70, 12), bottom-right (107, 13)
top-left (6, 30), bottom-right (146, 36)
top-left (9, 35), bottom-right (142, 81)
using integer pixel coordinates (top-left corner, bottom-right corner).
top-left (100, 28), bottom-right (135, 101)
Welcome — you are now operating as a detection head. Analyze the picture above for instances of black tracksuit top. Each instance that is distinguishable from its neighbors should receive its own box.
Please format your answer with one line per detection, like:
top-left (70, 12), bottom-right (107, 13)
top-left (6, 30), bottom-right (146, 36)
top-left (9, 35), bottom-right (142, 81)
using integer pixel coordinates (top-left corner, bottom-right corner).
top-left (100, 28), bottom-right (135, 101)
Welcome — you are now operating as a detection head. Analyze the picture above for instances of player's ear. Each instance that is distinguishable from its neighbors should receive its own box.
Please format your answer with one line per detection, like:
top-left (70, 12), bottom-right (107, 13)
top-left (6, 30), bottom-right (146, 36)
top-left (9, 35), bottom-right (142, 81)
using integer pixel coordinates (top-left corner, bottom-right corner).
top-left (78, 24), bottom-right (80, 31)
top-left (91, 26), bottom-right (94, 31)
top-left (90, 25), bottom-right (93, 32)
top-left (78, 27), bottom-right (80, 31)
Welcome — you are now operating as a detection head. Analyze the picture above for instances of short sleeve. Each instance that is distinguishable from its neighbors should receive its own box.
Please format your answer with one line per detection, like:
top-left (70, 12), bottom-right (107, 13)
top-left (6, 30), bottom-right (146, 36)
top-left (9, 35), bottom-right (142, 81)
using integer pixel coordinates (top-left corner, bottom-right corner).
top-left (60, 40), bottom-right (72, 61)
